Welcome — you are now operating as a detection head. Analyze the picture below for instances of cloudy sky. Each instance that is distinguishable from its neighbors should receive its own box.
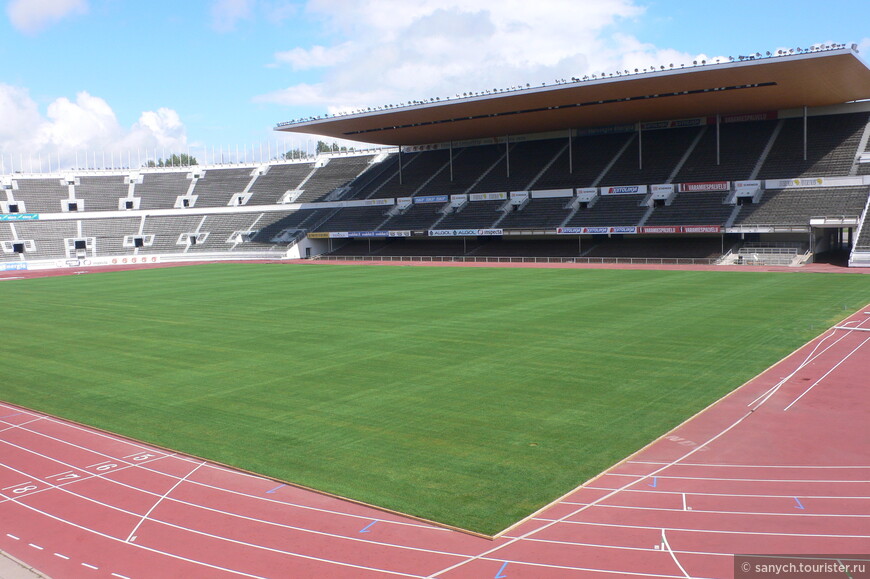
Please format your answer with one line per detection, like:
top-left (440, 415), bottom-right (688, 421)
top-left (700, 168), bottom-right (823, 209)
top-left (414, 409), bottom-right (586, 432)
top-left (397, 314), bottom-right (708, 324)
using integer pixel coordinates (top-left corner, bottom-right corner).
top-left (1, 0), bottom-right (868, 168)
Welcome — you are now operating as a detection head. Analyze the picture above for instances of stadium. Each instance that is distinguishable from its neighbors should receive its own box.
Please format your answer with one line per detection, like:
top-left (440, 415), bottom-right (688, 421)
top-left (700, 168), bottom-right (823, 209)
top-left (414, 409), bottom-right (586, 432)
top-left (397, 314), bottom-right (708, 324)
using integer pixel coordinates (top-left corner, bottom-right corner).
top-left (1, 42), bottom-right (870, 579)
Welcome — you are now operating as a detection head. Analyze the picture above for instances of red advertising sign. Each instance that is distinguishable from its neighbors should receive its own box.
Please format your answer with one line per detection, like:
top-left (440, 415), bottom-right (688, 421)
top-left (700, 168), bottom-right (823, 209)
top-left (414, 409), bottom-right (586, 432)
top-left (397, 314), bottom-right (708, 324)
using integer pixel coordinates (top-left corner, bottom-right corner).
top-left (678, 181), bottom-right (730, 193)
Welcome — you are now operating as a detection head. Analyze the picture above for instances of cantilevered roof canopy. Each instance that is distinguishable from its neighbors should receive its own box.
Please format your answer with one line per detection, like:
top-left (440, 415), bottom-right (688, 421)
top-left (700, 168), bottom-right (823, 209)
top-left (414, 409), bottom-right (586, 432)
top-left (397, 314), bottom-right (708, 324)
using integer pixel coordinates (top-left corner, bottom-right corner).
top-left (275, 48), bottom-right (870, 146)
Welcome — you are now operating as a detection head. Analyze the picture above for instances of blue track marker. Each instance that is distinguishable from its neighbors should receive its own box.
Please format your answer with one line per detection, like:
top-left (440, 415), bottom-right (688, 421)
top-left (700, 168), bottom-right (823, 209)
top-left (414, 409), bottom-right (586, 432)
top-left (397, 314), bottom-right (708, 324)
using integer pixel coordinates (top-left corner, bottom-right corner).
top-left (494, 561), bottom-right (509, 578)
top-left (648, 477), bottom-right (658, 488)
top-left (793, 497), bottom-right (805, 510)
top-left (359, 521), bottom-right (377, 533)
top-left (265, 484), bottom-right (286, 494)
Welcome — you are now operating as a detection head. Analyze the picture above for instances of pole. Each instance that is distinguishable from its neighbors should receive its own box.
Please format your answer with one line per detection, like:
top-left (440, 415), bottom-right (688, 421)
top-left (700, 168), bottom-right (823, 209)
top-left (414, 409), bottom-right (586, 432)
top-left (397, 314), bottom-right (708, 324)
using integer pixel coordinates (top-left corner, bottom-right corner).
top-left (398, 146), bottom-right (403, 185)
top-left (568, 130), bottom-right (574, 174)
top-left (803, 105), bottom-right (808, 161)
top-left (716, 114), bottom-right (721, 166)
top-left (505, 136), bottom-right (510, 178)
top-left (449, 141), bottom-right (454, 181)
top-left (637, 123), bottom-right (643, 170)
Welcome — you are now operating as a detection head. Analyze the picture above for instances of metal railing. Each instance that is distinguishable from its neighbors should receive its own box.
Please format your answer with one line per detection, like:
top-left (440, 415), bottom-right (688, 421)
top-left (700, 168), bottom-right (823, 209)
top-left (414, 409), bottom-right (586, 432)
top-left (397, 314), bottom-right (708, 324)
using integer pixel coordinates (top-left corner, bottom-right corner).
top-left (312, 255), bottom-right (719, 265)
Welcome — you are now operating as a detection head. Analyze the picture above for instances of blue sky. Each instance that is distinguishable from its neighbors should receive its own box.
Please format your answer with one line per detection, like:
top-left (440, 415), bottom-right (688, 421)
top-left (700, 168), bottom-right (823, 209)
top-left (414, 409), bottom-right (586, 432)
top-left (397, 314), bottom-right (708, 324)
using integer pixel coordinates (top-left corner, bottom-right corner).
top-left (1, 0), bottom-right (868, 167)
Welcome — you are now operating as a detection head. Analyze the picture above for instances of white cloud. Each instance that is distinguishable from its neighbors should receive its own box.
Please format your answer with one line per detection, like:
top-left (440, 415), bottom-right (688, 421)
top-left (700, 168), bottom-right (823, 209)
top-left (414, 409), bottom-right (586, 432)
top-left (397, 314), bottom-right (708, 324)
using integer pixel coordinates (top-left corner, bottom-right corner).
top-left (211, 0), bottom-right (254, 32)
top-left (274, 42), bottom-right (355, 70)
top-left (256, 0), bottom-right (705, 117)
top-left (6, 0), bottom-right (88, 34)
top-left (0, 85), bottom-right (188, 171)
top-left (857, 37), bottom-right (870, 56)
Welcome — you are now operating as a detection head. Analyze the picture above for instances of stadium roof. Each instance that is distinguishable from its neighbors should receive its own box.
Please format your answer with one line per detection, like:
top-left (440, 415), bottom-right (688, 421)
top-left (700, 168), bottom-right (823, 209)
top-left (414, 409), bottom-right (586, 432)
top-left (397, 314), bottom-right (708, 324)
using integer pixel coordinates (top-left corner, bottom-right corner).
top-left (275, 47), bottom-right (870, 146)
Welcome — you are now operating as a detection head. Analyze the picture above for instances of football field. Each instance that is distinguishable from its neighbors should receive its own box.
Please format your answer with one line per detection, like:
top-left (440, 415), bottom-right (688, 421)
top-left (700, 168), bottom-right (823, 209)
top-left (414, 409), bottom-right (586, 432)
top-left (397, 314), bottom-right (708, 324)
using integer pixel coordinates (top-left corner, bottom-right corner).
top-left (1, 263), bottom-right (867, 535)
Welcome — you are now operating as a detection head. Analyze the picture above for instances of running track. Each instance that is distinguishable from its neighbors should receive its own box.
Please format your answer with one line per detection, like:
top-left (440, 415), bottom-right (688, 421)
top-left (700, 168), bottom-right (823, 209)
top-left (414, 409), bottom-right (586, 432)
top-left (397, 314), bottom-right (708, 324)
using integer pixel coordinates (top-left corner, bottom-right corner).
top-left (1, 266), bottom-right (869, 577)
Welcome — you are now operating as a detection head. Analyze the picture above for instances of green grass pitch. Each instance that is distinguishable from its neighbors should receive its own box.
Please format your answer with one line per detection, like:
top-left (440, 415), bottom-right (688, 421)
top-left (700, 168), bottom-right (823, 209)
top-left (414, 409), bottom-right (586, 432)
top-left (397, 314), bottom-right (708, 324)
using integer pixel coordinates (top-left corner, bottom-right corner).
top-left (1, 263), bottom-right (867, 534)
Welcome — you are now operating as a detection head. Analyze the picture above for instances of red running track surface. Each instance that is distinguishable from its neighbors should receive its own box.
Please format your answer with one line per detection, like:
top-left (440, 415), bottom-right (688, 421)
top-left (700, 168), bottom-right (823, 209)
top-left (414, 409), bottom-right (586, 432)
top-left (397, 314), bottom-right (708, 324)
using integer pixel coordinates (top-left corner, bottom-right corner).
top-left (1, 262), bottom-right (869, 578)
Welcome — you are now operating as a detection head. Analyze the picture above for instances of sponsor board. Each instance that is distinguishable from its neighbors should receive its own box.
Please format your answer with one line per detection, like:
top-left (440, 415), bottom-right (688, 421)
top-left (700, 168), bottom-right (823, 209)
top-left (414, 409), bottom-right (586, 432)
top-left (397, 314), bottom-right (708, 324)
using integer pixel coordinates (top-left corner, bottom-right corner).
top-left (682, 225), bottom-right (722, 233)
top-left (388, 230), bottom-right (411, 237)
top-left (678, 181), bottom-right (730, 192)
top-left (329, 232), bottom-right (350, 238)
top-left (575, 123), bottom-right (636, 137)
top-left (0, 213), bottom-right (39, 221)
top-left (650, 184), bottom-right (675, 194)
top-left (469, 192), bottom-right (507, 201)
top-left (640, 226), bottom-right (680, 234)
top-left (363, 198), bottom-right (394, 206)
top-left (734, 180), bottom-right (762, 190)
top-left (414, 195), bottom-right (449, 204)
top-left (306, 232), bottom-right (330, 239)
top-left (712, 111), bottom-right (777, 124)
top-left (510, 191), bottom-right (530, 200)
top-left (530, 188), bottom-right (573, 199)
top-left (765, 176), bottom-right (865, 189)
top-left (641, 117), bottom-right (704, 130)
top-left (556, 226), bottom-right (636, 235)
top-left (601, 185), bottom-right (647, 196)
top-left (2, 262), bottom-right (27, 271)
top-left (428, 228), bottom-right (503, 237)
top-left (109, 257), bottom-right (161, 265)
top-left (347, 231), bottom-right (389, 238)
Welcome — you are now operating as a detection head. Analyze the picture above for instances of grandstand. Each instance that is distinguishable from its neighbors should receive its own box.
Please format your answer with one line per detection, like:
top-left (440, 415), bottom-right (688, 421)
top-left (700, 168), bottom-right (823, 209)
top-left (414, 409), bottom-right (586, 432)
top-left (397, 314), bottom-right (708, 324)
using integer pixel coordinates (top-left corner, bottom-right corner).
top-left (3, 45), bottom-right (870, 270)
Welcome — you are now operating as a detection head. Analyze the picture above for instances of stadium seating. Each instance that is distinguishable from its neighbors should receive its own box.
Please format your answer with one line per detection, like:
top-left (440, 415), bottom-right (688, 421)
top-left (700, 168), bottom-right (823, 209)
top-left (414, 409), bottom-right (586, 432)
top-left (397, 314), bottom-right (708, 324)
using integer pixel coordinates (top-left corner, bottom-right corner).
top-left (645, 192), bottom-right (734, 226)
top-left (3, 110), bottom-right (870, 265)
top-left (192, 168), bottom-right (255, 207)
top-left (735, 187), bottom-right (869, 225)
top-left (246, 162), bottom-right (315, 205)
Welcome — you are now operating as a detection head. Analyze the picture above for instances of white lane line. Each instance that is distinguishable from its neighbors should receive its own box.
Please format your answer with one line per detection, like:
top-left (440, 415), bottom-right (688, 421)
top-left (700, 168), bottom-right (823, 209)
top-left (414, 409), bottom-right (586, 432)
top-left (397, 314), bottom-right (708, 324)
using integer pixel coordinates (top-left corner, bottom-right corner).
top-left (6, 495), bottom-right (425, 579)
top-left (577, 487), bottom-right (870, 499)
top-left (0, 452), bottom-right (473, 561)
top-left (682, 493), bottom-right (688, 511)
top-left (626, 461), bottom-right (870, 469)
top-left (609, 473), bottom-right (870, 483)
top-left (6, 534), bottom-right (19, 540)
top-left (2, 481), bottom-right (33, 490)
top-left (0, 417), bottom-right (46, 434)
top-left (81, 562), bottom-right (99, 570)
top-left (111, 573), bottom-right (131, 579)
top-left (531, 518), bottom-right (870, 538)
top-left (502, 534), bottom-right (731, 558)
top-left (745, 312), bottom-right (870, 410)
top-left (476, 555), bottom-right (713, 579)
top-left (3, 419), bottom-right (450, 533)
top-left (125, 461), bottom-right (206, 543)
top-left (28, 543), bottom-right (43, 550)
top-left (783, 334), bottom-right (870, 411)
top-left (0, 456), bottom-right (455, 576)
top-left (54, 553), bottom-right (70, 560)
top-left (661, 529), bottom-right (692, 578)
top-left (555, 502), bottom-right (870, 517)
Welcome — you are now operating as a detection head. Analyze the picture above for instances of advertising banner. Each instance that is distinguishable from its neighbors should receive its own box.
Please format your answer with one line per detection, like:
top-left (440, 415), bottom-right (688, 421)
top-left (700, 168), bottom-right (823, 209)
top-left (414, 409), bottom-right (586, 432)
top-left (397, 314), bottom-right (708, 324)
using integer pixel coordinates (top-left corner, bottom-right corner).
top-left (414, 195), bottom-right (449, 204)
top-left (765, 176), bottom-right (865, 189)
top-left (469, 192), bottom-right (507, 201)
top-left (347, 231), bottom-right (389, 238)
top-left (530, 188), bottom-right (573, 199)
top-left (640, 226), bottom-right (680, 234)
top-left (734, 180), bottom-right (762, 190)
top-left (0, 213), bottom-right (39, 221)
top-left (428, 229), bottom-right (503, 237)
top-left (682, 225), bottom-right (722, 233)
top-left (650, 184), bottom-right (675, 194)
top-left (678, 181), bottom-right (730, 192)
top-left (306, 232), bottom-right (330, 239)
top-left (556, 227), bottom-right (584, 234)
top-left (1, 262), bottom-right (27, 271)
top-left (388, 230), bottom-right (411, 237)
top-left (601, 185), bottom-right (647, 196)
